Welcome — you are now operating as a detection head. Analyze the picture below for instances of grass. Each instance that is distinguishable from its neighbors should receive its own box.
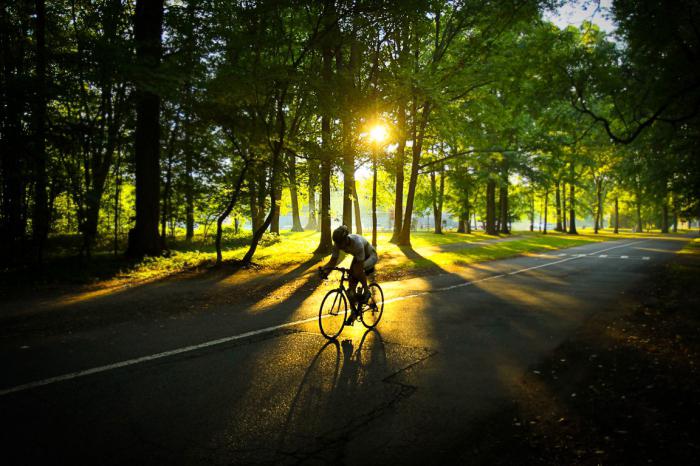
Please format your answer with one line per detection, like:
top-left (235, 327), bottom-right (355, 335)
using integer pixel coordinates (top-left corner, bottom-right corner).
top-left (2, 228), bottom-right (695, 295)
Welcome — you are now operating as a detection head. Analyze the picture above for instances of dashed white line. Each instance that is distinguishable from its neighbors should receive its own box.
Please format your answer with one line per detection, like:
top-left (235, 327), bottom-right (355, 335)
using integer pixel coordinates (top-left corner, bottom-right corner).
top-left (621, 255), bottom-right (629, 259)
top-left (0, 239), bottom-right (648, 397)
top-left (599, 254), bottom-right (608, 258)
top-left (642, 256), bottom-right (650, 260)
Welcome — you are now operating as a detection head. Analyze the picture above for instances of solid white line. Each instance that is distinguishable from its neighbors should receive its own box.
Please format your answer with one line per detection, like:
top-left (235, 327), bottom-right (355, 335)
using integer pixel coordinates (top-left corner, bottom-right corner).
top-left (1, 239), bottom-right (647, 397)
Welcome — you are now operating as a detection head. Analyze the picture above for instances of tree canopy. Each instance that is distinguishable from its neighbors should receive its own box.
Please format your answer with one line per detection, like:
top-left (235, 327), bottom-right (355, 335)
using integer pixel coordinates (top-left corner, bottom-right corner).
top-left (1, 0), bottom-right (698, 267)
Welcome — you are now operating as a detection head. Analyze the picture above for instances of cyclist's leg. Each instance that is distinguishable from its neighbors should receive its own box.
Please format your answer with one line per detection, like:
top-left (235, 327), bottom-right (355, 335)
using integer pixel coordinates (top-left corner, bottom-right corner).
top-left (345, 272), bottom-right (360, 324)
top-left (347, 273), bottom-right (359, 303)
top-left (363, 252), bottom-right (378, 282)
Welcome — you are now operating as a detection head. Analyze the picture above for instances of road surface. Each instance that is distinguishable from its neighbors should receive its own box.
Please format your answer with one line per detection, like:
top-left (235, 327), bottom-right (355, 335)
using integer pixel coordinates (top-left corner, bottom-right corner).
top-left (0, 237), bottom-right (690, 465)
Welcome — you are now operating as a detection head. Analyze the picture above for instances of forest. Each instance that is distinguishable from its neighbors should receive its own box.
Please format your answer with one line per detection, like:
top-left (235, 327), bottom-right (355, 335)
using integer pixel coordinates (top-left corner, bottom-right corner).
top-left (1, 0), bottom-right (699, 270)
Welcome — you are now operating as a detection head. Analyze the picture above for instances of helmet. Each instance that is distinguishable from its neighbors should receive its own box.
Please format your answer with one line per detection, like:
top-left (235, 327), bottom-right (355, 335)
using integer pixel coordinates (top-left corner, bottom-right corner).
top-left (332, 225), bottom-right (350, 245)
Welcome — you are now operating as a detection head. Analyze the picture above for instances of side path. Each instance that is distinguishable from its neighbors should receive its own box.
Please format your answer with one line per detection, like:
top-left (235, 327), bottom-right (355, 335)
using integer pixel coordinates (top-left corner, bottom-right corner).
top-left (1, 237), bottom-right (679, 396)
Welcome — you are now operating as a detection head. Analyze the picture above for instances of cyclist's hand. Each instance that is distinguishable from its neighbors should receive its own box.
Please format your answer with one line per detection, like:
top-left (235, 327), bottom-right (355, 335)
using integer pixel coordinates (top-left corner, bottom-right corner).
top-left (318, 267), bottom-right (329, 279)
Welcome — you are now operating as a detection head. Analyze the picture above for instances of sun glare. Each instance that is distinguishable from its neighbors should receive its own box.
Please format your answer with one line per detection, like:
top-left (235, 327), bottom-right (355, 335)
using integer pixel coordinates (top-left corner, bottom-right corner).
top-left (368, 124), bottom-right (388, 144)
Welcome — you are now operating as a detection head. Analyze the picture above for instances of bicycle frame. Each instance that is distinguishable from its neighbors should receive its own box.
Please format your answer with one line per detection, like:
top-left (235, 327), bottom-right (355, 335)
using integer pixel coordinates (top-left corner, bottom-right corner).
top-left (329, 267), bottom-right (359, 314)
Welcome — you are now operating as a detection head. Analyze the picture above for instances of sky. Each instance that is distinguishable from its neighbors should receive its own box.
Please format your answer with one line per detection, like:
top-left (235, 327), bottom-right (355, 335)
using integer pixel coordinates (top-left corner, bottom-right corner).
top-left (544, 0), bottom-right (618, 34)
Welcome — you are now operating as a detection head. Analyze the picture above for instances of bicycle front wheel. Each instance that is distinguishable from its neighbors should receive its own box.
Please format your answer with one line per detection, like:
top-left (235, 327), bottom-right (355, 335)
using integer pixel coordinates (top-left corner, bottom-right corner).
top-left (318, 289), bottom-right (347, 339)
top-left (361, 283), bottom-right (384, 329)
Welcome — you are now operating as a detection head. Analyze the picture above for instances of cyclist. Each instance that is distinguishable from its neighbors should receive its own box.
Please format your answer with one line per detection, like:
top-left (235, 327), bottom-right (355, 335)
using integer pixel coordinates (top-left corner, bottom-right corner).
top-left (320, 225), bottom-right (378, 325)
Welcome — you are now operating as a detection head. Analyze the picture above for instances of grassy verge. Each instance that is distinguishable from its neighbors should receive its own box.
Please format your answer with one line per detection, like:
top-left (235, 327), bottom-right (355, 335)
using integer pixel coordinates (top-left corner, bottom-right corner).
top-left (2, 229), bottom-right (694, 296)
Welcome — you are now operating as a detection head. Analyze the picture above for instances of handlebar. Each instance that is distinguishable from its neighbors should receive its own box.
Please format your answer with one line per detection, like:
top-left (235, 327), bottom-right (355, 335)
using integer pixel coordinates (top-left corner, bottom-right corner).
top-left (318, 266), bottom-right (350, 280)
top-left (329, 267), bottom-right (350, 272)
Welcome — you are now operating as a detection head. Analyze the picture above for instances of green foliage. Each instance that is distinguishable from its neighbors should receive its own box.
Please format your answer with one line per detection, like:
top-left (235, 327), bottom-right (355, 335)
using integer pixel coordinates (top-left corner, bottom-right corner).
top-left (1, 0), bottom-right (697, 268)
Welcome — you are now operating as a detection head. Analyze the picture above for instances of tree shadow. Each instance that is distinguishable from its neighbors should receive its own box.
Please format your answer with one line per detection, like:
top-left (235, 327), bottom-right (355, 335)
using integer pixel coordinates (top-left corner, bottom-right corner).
top-left (0, 253), bottom-right (328, 339)
top-left (397, 245), bottom-right (459, 277)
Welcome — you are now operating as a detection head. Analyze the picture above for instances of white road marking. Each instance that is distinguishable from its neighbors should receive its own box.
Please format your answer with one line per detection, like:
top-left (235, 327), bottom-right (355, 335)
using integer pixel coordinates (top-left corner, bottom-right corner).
top-left (643, 257), bottom-right (650, 260)
top-left (558, 253), bottom-right (567, 256)
top-left (599, 254), bottom-right (608, 258)
top-left (621, 255), bottom-right (629, 259)
top-left (0, 240), bottom-right (648, 397)
top-left (0, 316), bottom-right (320, 397)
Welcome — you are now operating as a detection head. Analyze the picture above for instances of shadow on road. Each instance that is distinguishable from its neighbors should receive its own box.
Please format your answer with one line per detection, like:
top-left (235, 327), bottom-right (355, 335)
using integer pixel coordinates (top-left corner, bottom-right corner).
top-left (272, 329), bottom-right (389, 463)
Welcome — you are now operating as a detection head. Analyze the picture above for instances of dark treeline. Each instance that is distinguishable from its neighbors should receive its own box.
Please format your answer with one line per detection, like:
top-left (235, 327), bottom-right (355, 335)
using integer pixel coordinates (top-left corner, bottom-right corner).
top-left (1, 0), bottom-right (698, 267)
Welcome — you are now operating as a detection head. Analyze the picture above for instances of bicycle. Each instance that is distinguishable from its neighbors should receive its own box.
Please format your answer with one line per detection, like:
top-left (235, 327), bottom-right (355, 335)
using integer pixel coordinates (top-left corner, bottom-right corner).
top-left (318, 266), bottom-right (384, 340)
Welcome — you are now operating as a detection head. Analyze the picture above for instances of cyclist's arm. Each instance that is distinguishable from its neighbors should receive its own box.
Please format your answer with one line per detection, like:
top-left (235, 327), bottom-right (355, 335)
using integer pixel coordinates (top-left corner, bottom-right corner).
top-left (321, 246), bottom-right (341, 273)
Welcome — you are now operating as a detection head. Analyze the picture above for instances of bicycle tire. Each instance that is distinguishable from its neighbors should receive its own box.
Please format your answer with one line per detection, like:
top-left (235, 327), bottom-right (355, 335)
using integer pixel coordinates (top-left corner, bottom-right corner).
top-left (360, 283), bottom-right (384, 329)
top-left (318, 289), bottom-right (347, 339)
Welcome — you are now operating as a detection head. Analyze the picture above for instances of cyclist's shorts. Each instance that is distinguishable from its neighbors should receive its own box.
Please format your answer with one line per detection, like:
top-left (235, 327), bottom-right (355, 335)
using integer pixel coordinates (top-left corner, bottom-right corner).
top-left (353, 251), bottom-right (377, 274)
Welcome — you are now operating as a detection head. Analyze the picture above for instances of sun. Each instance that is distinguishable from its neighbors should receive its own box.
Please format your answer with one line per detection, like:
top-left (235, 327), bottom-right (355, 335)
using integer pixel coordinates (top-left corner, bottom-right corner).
top-left (368, 124), bottom-right (388, 144)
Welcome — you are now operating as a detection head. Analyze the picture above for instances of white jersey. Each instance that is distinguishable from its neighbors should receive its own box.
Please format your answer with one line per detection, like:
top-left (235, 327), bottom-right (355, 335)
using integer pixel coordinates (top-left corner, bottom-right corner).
top-left (330, 234), bottom-right (375, 262)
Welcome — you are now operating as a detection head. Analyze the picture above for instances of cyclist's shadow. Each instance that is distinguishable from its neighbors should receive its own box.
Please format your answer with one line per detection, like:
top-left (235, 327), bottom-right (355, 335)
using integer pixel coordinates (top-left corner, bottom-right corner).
top-left (273, 329), bottom-right (387, 461)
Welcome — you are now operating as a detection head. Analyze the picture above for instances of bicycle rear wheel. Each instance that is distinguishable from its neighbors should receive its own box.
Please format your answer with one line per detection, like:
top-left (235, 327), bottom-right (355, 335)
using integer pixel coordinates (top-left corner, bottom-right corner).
top-left (361, 283), bottom-right (384, 328)
top-left (318, 289), bottom-right (347, 339)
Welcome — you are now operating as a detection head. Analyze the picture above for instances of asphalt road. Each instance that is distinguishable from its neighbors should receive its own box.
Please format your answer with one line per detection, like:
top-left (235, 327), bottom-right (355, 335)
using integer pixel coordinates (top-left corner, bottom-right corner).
top-left (0, 237), bottom-right (690, 465)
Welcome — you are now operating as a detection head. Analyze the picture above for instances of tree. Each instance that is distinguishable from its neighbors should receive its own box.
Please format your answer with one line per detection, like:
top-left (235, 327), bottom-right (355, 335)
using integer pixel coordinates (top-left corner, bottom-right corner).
top-left (127, 0), bottom-right (164, 257)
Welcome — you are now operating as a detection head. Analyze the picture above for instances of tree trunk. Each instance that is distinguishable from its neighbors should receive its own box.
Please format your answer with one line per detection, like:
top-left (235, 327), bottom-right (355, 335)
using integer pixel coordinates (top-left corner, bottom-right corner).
top-left (256, 169), bottom-right (267, 229)
top-left (458, 183), bottom-right (472, 234)
top-left (113, 144), bottom-right (122, 255)
top-left (127, 0), bottom-right (164, 257)
top-left (486, 178), bottom-right (497, 235)
top-left (614, 196), bottom-right (619, 234)
top-left (530, 193), bottom-right (535, 232)
top-left (430, 170), bottom-right (439, 234)
top-left (457, 215), bottom-right (466, 233)
top-left (305, 161), bottom-right (317, 230)
top-left (314, 28), bottom-right (333, 254)
top-left (661, 199), bottom-right (669, 234)
top-left (249, 176), bottom-right (260, 232)
top-left (390, 101), bottom-right (406, 243)
top-left (499, 180), bottom-right (509, 234)
top-left (635, 190), bottom-right (643, 233)
top-left (315, 116), bottom-right (332, 252)
top-left (353, 180), bottom-right (362, 234)
top-left (244, 143), bottom-right (283, 264)
top-left (464, 182), bottom-right (471, 234)
top-left (184, 121), bottom-right (194, 241)
top-left (32, 0), bottom-right (48, 262)
top-left (288, 152), bottom-right (303, 231)
top-left (372, 151), bottom-right (377, 247)
top-left (1, 8), bottom-right (28, 265)
top-left (270, 183), bottom-right (281, 234)
top-left (554, 180), bottom-right (562, 231)
top-left (342, 119), bottom-right (354, 229)
top-left (215, 160), bottom-right (249, 264)
top-left (562, 181), bottom-right (567, 231)
top-left (568, 179), bottom-right (578, 234)
top-left (543, 189), bottom-right (549, 234)
top-left (398, 101), bottom-right (431, 246)
top-left (594, 179), bottom-right (602, 234)
top-left (672, 197), bottom-right (678, 233)
top-left (160, 121), bottom-right (178, 244)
